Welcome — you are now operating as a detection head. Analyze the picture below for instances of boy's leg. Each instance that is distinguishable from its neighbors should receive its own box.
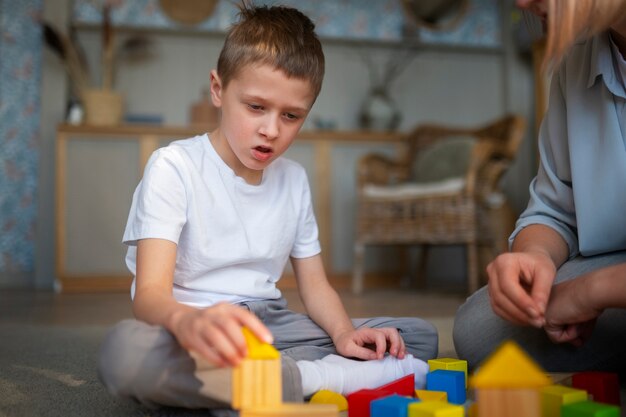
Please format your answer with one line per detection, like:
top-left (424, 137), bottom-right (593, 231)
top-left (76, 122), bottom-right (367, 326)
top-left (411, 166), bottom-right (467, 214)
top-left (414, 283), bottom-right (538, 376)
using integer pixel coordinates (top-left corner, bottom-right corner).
top-left (453, 250), bottom-right (626, 373)
top-left (97, 319), bottom-right (303, 410)
top-left (240, 298), bottom-right (438, 361)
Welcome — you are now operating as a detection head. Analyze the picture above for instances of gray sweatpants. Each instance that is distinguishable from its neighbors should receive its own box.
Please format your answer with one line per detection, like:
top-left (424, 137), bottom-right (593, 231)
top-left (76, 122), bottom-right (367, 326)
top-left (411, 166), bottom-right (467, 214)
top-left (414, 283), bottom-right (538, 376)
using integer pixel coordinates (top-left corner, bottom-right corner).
top-left (98, 297), bottom-right (438, 414)
top-left (453, 250), bottom-right (626, 373)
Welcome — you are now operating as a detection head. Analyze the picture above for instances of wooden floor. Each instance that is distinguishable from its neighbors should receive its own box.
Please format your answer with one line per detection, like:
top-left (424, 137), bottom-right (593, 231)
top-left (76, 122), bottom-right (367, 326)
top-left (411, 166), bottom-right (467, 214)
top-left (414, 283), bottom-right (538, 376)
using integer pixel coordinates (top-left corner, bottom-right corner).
top-left (0, 286), bottom-right (466, 356)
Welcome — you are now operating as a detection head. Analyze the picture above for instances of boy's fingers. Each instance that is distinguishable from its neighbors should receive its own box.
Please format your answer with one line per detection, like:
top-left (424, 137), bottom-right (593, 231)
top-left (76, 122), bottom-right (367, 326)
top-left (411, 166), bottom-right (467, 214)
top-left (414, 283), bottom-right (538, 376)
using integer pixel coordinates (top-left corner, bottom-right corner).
top-left (348, 344), bottom-right (379, 361)
top-left (235, 308), bottom-right (274, 345)
top-left (382, 329), bottom-right (404, 357)
top-left (201, 327), bottom-right (243, 367)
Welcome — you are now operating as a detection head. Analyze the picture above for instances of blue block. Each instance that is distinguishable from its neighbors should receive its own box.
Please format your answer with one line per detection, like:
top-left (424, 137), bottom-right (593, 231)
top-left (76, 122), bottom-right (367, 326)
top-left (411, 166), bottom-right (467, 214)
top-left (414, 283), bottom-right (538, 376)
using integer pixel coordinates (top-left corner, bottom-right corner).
top-left (370, 394), bottom-right (420, 417)
top-left (426, 370), bottom-right (466, 405)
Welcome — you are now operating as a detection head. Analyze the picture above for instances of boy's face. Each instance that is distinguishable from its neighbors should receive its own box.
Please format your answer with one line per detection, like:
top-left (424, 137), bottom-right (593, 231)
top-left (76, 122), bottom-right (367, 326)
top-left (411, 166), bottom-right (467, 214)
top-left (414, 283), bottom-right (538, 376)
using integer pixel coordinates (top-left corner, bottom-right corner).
top-left (209, 64), bottom-right (315, 185)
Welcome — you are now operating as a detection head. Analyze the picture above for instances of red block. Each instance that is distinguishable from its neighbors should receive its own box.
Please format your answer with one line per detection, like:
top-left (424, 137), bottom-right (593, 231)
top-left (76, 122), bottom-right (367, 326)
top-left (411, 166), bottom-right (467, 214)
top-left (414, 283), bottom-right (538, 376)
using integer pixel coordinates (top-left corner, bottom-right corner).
top-left (376, 374), bottom-right (415, 397)
top-left (346, 373), bottom-right (416, 417)
top-left (572, 371), bottom-right (621, 406)
top-left (347, 389), bottom-right (393, 417)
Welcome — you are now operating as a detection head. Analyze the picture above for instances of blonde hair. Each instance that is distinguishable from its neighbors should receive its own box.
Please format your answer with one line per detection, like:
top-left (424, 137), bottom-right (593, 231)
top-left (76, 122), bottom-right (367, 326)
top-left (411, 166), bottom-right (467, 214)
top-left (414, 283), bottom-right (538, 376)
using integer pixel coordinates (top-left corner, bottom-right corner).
top-left (544, 0), bottom-right (626, 68)
top-left (217, 2), bottom-right (325, 99)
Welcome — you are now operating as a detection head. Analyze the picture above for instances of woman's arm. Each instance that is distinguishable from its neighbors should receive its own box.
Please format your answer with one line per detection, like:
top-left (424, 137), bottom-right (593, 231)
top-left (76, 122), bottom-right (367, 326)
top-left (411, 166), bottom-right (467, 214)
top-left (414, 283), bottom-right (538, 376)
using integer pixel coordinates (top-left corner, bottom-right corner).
top-left (487, 224), bottom-right (569, 327)
top-left (291, 254), bottom-right (405, 360)
top-left (544, 262), bottom-right (626, 345)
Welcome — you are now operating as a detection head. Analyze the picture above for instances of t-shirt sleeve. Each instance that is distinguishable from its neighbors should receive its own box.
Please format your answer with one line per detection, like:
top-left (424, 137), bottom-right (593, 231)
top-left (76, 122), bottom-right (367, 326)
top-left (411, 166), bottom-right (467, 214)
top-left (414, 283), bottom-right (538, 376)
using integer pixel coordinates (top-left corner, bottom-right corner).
top-left (290, 167), bottom-right (321, 258)
top-left (122, 148), bottom-right (188, 246)
top-left (509, 67), bottom-right (579, 257)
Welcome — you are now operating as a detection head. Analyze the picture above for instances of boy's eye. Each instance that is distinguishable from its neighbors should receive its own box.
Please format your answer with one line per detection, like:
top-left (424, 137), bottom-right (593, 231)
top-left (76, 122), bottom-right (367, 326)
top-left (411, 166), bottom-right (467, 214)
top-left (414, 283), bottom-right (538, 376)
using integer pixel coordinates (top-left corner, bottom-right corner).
top-left (248, 104), bottom-right (263, 111)
top-left (284, 113), bottom-right (299, 120)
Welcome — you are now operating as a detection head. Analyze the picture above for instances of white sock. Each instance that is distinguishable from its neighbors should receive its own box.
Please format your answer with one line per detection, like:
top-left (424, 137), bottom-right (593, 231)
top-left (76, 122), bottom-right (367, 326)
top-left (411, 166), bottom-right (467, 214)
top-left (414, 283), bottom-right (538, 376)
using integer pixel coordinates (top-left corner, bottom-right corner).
top-left (296, 354), bottom-right (429, 396)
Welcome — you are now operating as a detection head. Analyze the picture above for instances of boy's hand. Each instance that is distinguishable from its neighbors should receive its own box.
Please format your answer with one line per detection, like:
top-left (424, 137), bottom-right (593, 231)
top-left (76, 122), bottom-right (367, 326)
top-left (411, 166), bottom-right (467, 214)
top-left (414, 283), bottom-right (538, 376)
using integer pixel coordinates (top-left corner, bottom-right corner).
top-left (486, 250), bottom-right (556, 328)
top-left (170, 302), bottom-right (272, 367)
top-left (333, 327), bottom-right (406, 361)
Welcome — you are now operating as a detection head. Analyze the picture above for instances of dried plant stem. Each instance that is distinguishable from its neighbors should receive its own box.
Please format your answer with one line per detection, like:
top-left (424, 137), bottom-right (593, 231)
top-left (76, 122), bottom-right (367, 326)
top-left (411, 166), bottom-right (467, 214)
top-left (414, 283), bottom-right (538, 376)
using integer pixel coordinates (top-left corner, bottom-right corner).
top-left (102, 4), bottom-right (114, 90)
top-left (61, 32), bottom-right (90, 102)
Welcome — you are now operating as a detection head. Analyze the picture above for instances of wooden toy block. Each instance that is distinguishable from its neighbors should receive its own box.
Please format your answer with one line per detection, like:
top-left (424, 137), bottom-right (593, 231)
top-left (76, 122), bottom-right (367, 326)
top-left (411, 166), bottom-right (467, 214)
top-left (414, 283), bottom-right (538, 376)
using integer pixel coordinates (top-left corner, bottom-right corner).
top-left (310, 390), bottom-right (348, 412)
top-left (370, 394), bottom-right (419, 417)
top-left (428, 358), bottom-right (468, 386)
top-left (242, 327), bottom-right (280, 359)
top-left (240, 402), bottom-right (339, 417)
top-left (467, 402), bottom-right (477, 417)
top-left (232, 357), bottom-right (282, 410)
top-left (347, 389), bottom-right (393, 417)
top-left (407, 400), bottom-right (465, 417)
top-left (541, 384), bottom-right (588, 417)
top-left (572, 372), bottom-right (621, 406)
top-left (426, 370), bottom-right (466, 405)
top-left (560, 400), bottom-right (620, 417)
top-left (476, 388), bottom-right (541, 417)
top-left (469, 341), bottom-right (551, 417)
top-left (415, 389), bottom-right (448, 402)
top-left (377, 374), bottom-right (416, 397)
top-left (469, 341), bottom-right (551, 389)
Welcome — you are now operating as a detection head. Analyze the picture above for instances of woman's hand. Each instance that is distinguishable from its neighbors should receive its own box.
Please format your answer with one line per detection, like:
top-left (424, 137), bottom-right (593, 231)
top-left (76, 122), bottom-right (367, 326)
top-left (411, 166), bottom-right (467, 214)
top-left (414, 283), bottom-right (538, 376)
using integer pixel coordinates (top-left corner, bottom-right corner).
top-left (333, 327), bottom-right (406, 361)
top-left (544, 274), bottom-right (602, 346)
top-left (170, 302), bottom-right (273, 367)
top-left (487, 250), bottom-right (557, 328)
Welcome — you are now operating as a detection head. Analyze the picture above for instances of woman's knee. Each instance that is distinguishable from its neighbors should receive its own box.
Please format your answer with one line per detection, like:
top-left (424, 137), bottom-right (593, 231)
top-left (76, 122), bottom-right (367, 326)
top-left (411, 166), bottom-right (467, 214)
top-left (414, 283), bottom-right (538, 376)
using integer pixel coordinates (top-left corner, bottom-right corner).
top-left (452, 286), bottom-right (497, 368)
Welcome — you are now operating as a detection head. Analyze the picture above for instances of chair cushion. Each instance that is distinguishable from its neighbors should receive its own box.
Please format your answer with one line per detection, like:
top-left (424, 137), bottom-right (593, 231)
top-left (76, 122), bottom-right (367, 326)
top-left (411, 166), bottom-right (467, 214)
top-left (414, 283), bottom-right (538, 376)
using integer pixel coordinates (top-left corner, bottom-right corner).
top-left (362, 177), bottom-right (466, 199)
top-left (412, 136), bottom-right (475, 183)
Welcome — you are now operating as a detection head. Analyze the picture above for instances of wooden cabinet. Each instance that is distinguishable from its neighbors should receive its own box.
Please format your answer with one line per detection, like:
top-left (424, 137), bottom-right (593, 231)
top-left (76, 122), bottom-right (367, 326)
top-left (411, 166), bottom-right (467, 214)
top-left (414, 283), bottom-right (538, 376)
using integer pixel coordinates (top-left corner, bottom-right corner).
top-left (55, 124), bottom-right (404, 292)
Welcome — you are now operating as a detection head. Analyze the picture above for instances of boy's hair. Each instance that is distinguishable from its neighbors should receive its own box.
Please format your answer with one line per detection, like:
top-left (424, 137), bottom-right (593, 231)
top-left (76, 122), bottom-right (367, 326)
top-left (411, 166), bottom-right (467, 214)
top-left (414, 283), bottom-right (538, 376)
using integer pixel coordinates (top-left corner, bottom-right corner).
top-left (544, 0), bottom-right (626, 69)
top-left (217, 2), bottom-right (325, 99)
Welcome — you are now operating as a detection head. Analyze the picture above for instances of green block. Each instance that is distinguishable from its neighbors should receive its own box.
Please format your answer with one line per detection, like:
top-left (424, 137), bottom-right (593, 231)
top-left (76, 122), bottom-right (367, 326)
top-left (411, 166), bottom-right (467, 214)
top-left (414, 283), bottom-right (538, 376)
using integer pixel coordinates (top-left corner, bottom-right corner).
top-left (561, 400), bottom-right (620, 417)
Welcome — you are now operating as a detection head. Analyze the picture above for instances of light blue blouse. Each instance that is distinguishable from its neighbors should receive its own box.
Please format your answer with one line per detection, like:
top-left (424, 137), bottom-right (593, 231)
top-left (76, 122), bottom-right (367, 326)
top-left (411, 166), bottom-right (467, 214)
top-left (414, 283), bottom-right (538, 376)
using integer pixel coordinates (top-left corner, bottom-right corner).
top-left (511, 32), bottom-right (626, 258)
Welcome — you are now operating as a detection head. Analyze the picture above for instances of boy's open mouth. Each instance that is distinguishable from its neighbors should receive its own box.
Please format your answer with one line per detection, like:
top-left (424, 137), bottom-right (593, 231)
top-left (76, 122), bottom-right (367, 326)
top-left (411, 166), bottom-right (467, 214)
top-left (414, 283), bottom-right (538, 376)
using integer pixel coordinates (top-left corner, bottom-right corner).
top-left (255, 146), bottom-right (272, 153)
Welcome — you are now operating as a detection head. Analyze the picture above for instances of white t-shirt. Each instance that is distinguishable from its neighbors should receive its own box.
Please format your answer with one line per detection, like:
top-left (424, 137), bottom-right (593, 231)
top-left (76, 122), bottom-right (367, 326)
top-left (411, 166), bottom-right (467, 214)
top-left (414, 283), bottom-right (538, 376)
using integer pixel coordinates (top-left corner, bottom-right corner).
top-left (122, 134), bottom-right (321, 308)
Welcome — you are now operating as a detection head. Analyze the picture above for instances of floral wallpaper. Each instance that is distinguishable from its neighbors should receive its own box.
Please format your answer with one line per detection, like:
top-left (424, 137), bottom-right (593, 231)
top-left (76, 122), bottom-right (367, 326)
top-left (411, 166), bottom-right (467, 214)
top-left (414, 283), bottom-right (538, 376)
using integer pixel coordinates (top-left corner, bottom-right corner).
top-left (0, 0), bottom-right (42, 273)
top-left (74, 0), bottom-right (501, 47)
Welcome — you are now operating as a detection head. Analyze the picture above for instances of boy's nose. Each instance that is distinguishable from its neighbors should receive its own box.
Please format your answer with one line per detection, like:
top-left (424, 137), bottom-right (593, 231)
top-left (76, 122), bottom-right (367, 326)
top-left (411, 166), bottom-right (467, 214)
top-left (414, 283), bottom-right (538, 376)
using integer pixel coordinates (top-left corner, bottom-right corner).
top-left (259, 115), bottom-right (279, 140)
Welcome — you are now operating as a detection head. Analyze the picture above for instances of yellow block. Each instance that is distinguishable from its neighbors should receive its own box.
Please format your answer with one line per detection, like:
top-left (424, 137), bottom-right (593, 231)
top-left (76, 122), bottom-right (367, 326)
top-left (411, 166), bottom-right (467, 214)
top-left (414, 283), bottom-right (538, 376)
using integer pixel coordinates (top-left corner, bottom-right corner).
top-left (240, 403), bottom-right (339, 416)
top-left (242, 327), bottom-right (280, 359)
top-left (310, 390), bottom-right (348, 411)
top-left (429, 358), bottom-right (468, 386)
top-left (470, 341), bottom-right (552, 389)
top-left (541, 385), bottom-right (588, 417)
top-left (415, 389), bottom-right (448, 402)
top-left (408, 401), bottom-right (465, 417)
top-left (232, 358), bottom-right (282, 410)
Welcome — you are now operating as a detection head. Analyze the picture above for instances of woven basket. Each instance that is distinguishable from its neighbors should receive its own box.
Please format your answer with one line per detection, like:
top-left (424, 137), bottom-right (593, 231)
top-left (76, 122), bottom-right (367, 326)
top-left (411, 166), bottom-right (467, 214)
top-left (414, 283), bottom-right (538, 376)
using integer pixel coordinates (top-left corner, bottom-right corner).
top-left (83, 89), bottom-right (123, 126)
top-left (159, 0), bottom-right (217, 26)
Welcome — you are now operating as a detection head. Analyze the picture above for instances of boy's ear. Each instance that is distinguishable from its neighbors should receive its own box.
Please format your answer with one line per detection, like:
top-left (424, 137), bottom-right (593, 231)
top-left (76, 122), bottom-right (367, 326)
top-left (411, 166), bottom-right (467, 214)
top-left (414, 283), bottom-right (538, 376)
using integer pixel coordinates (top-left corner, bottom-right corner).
top-left (209, 69), bottom-right (223, 107)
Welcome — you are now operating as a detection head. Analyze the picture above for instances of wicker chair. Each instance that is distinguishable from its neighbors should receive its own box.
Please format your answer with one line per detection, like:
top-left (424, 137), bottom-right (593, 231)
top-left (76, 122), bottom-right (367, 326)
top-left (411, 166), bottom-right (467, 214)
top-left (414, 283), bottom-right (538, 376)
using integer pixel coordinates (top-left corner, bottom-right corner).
top-left (352, 114), bottom-right (526, 294)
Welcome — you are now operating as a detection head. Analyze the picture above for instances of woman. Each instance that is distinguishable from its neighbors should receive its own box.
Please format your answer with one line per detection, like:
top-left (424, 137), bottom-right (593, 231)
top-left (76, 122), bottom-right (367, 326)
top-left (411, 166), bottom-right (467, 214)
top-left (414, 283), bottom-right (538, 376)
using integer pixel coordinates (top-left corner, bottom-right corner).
top-left (453, 0), bottom-right (626, 374)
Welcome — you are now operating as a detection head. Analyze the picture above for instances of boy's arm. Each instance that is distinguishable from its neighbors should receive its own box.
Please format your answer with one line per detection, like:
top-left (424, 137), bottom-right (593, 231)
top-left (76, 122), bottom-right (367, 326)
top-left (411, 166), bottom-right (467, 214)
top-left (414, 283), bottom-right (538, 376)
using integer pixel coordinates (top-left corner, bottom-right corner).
top-left (291, 254), bottom-right (405, 360)
top-left (133, 238), bottom-right (272, 366)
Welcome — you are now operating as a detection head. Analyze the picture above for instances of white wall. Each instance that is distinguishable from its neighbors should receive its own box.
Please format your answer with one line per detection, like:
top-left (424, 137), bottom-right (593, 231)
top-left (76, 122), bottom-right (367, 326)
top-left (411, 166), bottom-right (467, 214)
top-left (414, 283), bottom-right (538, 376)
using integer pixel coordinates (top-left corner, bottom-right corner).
top-left (37, 1), bottom-right (537, 289)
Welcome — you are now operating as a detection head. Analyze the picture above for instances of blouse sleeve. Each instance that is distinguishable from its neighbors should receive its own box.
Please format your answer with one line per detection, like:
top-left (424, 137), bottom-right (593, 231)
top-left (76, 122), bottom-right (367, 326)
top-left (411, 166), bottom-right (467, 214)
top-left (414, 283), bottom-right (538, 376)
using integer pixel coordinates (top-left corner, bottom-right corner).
top-left (509, 67), bottom-right (579, 257)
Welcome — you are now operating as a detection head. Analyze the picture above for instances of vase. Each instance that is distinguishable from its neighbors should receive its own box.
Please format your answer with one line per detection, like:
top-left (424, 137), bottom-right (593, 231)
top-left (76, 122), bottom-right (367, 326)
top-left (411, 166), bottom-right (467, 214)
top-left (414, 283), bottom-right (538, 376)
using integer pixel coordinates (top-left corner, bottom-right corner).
top-left (83, 89), bottom-right (124, 126)
top-left (359, 88), bottom-right (401, 131)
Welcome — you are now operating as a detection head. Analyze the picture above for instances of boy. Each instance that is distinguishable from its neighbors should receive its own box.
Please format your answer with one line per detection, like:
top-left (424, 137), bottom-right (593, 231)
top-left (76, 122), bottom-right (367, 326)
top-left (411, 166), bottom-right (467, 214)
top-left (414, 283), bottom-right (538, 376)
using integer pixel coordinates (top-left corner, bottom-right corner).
top-left (98, 3), bottom-right (438, 413)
